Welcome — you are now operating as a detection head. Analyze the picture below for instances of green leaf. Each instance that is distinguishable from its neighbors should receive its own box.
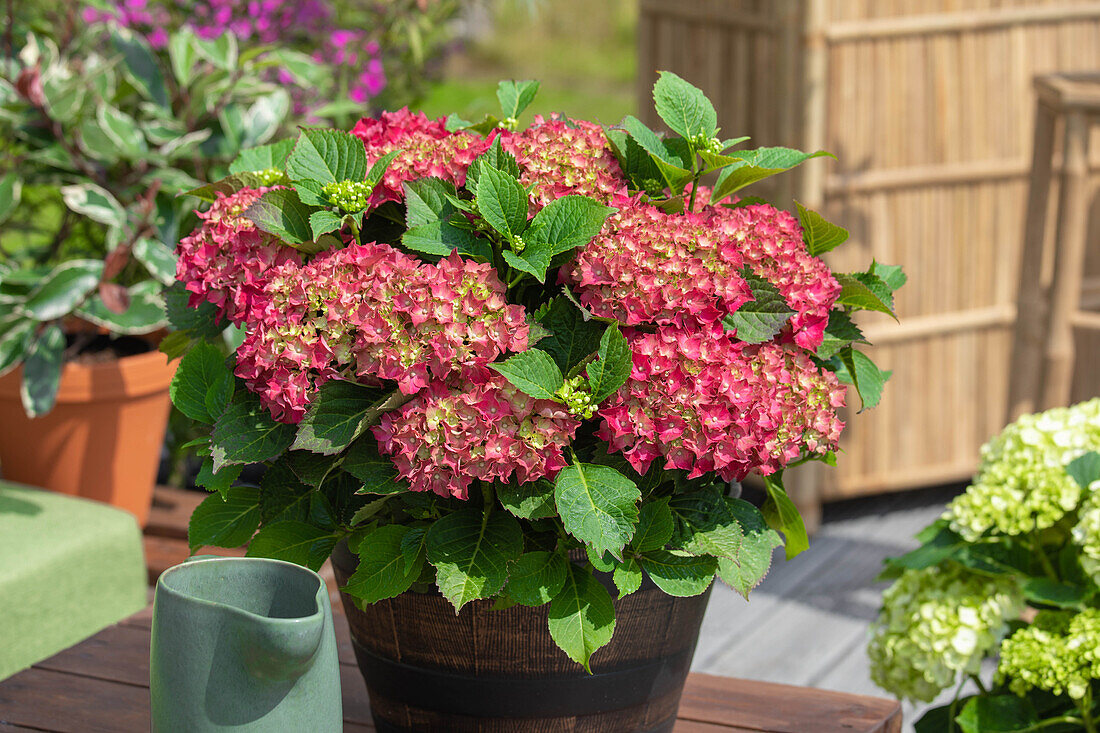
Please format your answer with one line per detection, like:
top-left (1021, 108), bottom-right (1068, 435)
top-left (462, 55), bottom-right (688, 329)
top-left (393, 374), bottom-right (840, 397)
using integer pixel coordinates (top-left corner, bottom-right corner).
top-left (366, 150), bottom-right (402, 188)
top-left (192, 31), bottom-right (238, 71)
top-left (244, 188), bottom-right (314, 245)
top-left (795, 201), bottom-right (849, 257)
top-left (210, 392), bottom-right (297, 471)
top-left (489, 349), bottom-right (564, 400)
top-left (0, 172), bottom-right (21, 224)
top-left (167, 28), bottom-right (199, 85)
top-left (586, 325), bottom-right (631, 402)
top-left (110, 27), bottom-right (168, 107)
top-left (554, 462), bottom-right (640, 559)
top-left (195, 459), bottom-right (242, 500)
top-left (75, 281), bottom-right (167, 335)
top-left (548, 563), bottom-right (616, 672)
top-left (612, 558), bottom-right (643, 598)
top-left (631, 497), bottom-right (674, 552)
top-left (955, 695), bottom-right (1038, 733)
top-left (497, 80), bottom-right (540, 119)
top-left (721, 270), bottom-right (795, 344)
top-left (229, 139), bottom-right (296, 175)
top-left (132, 237), bottom-right (177, 286)
top-left (586, 546), bottom-right (617, 572)
top-left (257, 460), bottom-right (311, 524)
top-left (246, 521), bottom-right (335, 572)
top-left (622, 115), bottom-right (692, 191)
top-left (669, 487), bottom-right (743, 559)
top-left (505, 550), bottom-right (568, 606)
top-left (501, 249), bottom-right (552, 282)
top-left (638, 550), bottom-right (717, 596)
top-left (525, 194), bottom-right (615, 256)
top-left (605, 128), bottom-right (666, 195)
top-left (652, 70), bottom-right (717, 140)
top-left (293, 380), bottom-right (390, 455)
top-left (476, 164), bottom-right (528, 240)
top-left (465, 138), bottom-right (521, 193)
top-left (870, 262), bottom-right (907, 294)
top-left (534, 297), bottom-right (607, 373)
top-left (444, 113), bottom-right (473, 132)
top-left (829, 347), bottom-right (891, 411)
top-left (717, 499), bottom-right (782, 599)
top-left (402, 220), bottom-right (492, 261)
top-left (834, 272), bottom-right (897, 318)
top-left (1021, 578), bottom-right (1088, 609)
top-left (1068, 452), bottom-right (1100, 489)
top-left (309, 210), bottom-right (343, 239)
top-left (344, 525), bottom-right (425, 603)
top-left (0, 319), bottom-right (33, 377)
top-left (761, 472), bottom-right (808, 560)
top-left (169, 341), bottom-right (234, 424)
top-left (498, 478), bottom-right (557, 519)
top-left (20, 260), bottom-right (103, 320)
top-left (20, 324), bottom-right (65, 418)
top-left (286, 128), bottom-right (368, 185)
top-left (343, 437), bottom-right (409, 495)
top-left (96, 105), bottom-right (147, 158)
top-left (815, 310), bottom-right (866, 361)
top-left (184, 172), bottom-right (283, 203)
top-left (400, 527), bottom-right (427, 574)
top-left (188, 485), bottom-right (261, 551)
top-left (164, 282), bottom-right (224, 338)
top-left (425, 508), bottom-right (524, 611)
top-left (403, 178), bottom-right (458, 227)
top-left (711, 148), bottom-right (833, 203)
top-left (59, 184), bottom-right (125, 227)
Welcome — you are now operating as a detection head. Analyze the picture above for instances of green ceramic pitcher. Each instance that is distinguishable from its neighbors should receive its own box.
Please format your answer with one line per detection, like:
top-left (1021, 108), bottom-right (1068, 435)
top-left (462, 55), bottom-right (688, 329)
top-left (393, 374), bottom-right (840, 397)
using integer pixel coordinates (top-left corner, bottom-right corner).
top-left (150, 556), bottom-right (342, 732)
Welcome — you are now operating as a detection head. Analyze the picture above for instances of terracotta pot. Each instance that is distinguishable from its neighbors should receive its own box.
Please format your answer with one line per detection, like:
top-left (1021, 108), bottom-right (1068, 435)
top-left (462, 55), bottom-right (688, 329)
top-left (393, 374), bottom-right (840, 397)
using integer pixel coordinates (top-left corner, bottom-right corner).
top-left (331, 541), bottom-right (712, 733)
top-left (0, 348), bottom-right (176, 525)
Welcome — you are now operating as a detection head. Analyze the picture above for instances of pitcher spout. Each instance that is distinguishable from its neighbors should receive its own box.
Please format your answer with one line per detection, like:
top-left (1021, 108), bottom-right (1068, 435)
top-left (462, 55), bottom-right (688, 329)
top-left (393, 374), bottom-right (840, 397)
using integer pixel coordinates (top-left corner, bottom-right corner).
top-left (239, 609), bottom-right (326, 682)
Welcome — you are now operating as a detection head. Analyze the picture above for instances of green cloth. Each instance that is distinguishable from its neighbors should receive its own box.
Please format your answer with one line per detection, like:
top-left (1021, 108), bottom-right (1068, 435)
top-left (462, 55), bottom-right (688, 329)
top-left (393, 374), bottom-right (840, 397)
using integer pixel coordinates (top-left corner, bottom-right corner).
top-left (0, 481), bottom-right (147, 681)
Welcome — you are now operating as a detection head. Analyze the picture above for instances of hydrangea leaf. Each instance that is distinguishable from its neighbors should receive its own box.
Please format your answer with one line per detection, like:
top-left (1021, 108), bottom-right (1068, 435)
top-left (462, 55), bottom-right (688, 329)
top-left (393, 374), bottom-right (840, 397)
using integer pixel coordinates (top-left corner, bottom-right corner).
top-left (465, 137), bottom-right (520, 193)
top-left (497, 79), bottom-right (540, 120)
top-left (717, 499), bottom-right (782, 599)
top-left (613, 558), bottom-right (643, 598)
top-left (425, 508), bottom-right (524, 611)
top-left (1020, 578), bottom-right (1088, 609)
top-left (188, 485), bottom-right (261, 551)
top-left (1068, 451), bottom-right (1100, 489)
top-left (829, 347), bottom-right (891, 412)
top-left (504, 550), bottom-right (568, 607)
top-left (163, 281), bottom-right (223, 338)
top-left (476, 164), bottom-right (528, 241)
top-left (604, 128), bottom-right (665, 195)
top-left (489, 349), bottom-right (564, 400)
top-left (210, 392), bottom-right (297, 471)
top-left (343, 437), bottom-right (410, 495)
top-left (815, 310), bottom-right (867, 361)
top-left (721, 269), bottom-right (795, 344)
top-left (834, 272), bottom-right (897, 319)
top-left (795, 201), bottom-right (849, 257)
top-left (445, 113), bottom-right (473, 132)
top-left (403, 178), bottom-right (459, 228)
top-left (21, 259), bottom-right (104, 320)
top-left (547, 563), bottom-right (616, 672)
top-left (534, 296), bottom-right (607, 373)
top-left (501, 246), bottom-right (553, 283)
top-left (244, 188), bottom-right (314, 245)
top-left (554, 462), bottom-right (640, 559)
top-left (870, 261), bottom-right (907, 294)
top-left (402, 220), bottom-right (492, 261)
top-left (258, 460), bottom-right (312, 524)
top-left (652, 70), bottom-right (717, 140)
top-left (184, 172), bottom-right (281, 203)
top-left (169, 341), bottom-right (234, 424)
top-left (229, 139), bottom-right (295, 175)
top-left (955, 695), bottom-right (1038, 733)
top-left (586, 546), bottom-right (618, 573)
top-left (622, 115), bottom-right (692, 192)
top-left (293, 380), bottom-right (392, 455)
top-left (498, 478), bottom-right (557, 519)
top-left (366, 149), bottom-right (401, 188)
top-left (20, 324), bottom-right (65, 417)
top-left (246, 520), bottom-right (337, 572)
top-left (525, 194), bottom-right (616, 256)
top-left (638, 550), bottom-right (717, 597)
top-left (586, 325), bottom-right (631, 402)
top-left (343, 525), bottom-right (426, 603)
top-left (630, 497), bottom-right (674, 552)
top-left (285, 128), bottom-right (367, 185)
top-left (669, 486), bottom-right (744, 559)
top-left (711, 148), bottom-right (833, 203)
top-left (399, 527), bottom-right (427, 574)
top-left (761, 472), bottom-right (808, 560)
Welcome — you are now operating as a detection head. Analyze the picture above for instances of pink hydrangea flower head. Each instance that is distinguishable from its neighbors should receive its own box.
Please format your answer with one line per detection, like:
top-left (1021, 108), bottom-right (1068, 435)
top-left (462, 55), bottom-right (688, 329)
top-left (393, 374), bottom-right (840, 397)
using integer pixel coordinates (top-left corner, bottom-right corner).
top-left (562, 193), bottom-right (752, 328)
top-left (372, 373), bottom-right (580, 499)
top-left (351, 108), bottom-right (491, 205)
top-left (708, 203), bottom-right (840, 350)
top-left (597, 326), bottom-right (845, 482)
top-left (175, 186), bottom-right (302, 326)
top-left (233, 242), bottom-right (529, 423)
top-left (500, 114), bottom-right (626, 209)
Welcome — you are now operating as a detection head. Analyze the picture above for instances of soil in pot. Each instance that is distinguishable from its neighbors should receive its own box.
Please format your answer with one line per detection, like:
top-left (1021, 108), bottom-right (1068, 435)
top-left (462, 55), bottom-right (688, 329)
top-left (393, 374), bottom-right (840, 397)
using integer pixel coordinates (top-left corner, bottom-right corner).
top-left (331, 541), bottom-right (711, 733)
top-left (0, 334), bottom-right (176, 525)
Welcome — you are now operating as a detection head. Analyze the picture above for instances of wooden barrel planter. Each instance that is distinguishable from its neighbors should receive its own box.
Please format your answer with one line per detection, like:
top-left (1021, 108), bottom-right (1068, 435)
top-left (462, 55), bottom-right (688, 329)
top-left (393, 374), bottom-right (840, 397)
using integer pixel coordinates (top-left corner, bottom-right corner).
top-left (331, 541), bottom-right (711, 732)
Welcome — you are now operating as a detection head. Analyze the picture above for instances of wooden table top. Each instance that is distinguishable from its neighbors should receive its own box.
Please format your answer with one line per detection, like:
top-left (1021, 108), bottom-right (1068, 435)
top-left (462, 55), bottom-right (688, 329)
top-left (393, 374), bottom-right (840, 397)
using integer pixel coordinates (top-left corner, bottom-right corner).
top-left (0, 604), bottom-right (901, 733)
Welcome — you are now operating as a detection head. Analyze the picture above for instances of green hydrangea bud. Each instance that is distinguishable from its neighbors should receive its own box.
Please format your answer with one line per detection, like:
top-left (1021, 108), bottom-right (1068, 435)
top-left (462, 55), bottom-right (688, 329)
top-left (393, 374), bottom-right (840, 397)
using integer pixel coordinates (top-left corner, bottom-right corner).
top-left (997, 609), bottom-right (1100, 701)
top-left (252, 168), bottom-right (284, 186)
top-left (322, 180), bottom-right (374, 213)
top-left (556, 375), bottom-right (596, 419)
top-left (512, 235), bottom-right (526, 253)
top-left (500, 116), bottom-right (519, 131)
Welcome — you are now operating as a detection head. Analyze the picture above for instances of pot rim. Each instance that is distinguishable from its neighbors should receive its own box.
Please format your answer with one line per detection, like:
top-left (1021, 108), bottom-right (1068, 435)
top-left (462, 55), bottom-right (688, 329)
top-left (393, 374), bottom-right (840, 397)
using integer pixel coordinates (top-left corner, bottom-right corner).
top-left (0, 347), bottom-right (177, 403)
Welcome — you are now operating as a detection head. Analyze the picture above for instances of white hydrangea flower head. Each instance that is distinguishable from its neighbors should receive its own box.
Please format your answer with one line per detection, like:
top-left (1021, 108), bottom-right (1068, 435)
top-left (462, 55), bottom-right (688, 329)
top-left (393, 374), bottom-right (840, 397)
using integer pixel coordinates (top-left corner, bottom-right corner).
top-left (1072, 478), bottom-right (1100, 584)
top-left (944, 398), bottom-right (1100, 541)
top-left (997, 609), bottom-right (1100, 700)
top-left (868, 564), bottom-right (1023, 702)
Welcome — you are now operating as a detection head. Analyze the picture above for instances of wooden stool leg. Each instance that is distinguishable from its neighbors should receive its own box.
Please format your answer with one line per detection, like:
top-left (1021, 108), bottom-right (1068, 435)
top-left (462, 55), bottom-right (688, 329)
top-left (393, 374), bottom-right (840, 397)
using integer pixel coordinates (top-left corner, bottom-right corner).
top-left (1008, 101), bottom-right (1059, 421)
top-left (1041, 109), bottom-right (1091, 409)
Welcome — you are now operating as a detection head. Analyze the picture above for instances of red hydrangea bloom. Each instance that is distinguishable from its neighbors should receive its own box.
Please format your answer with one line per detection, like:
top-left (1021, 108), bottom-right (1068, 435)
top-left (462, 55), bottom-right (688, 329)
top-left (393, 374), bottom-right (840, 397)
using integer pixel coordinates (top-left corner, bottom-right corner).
top-left (708, 203), bottom-right (841, 350)
top-left (597, 326), bottom-right (845, 482)
top-left (500, 114), bottom-right (626, 208)
top-left (351, 108), bottom-right (491, 205)
top-left (562, 193), bottom-right (752, 328)
top-left (372, 371), bottom-right (580, 499)
top-left (235, 242), bottom-right (529, 423)
top-left (175, 186), bottom-right (301, 325)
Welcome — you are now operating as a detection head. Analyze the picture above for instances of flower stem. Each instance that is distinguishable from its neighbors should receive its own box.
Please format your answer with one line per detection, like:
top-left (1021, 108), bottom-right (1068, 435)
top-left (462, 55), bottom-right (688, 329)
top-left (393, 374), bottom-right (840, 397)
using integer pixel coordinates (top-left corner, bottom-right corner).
top-left (1032, 532), bottom-right (1059, 581)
